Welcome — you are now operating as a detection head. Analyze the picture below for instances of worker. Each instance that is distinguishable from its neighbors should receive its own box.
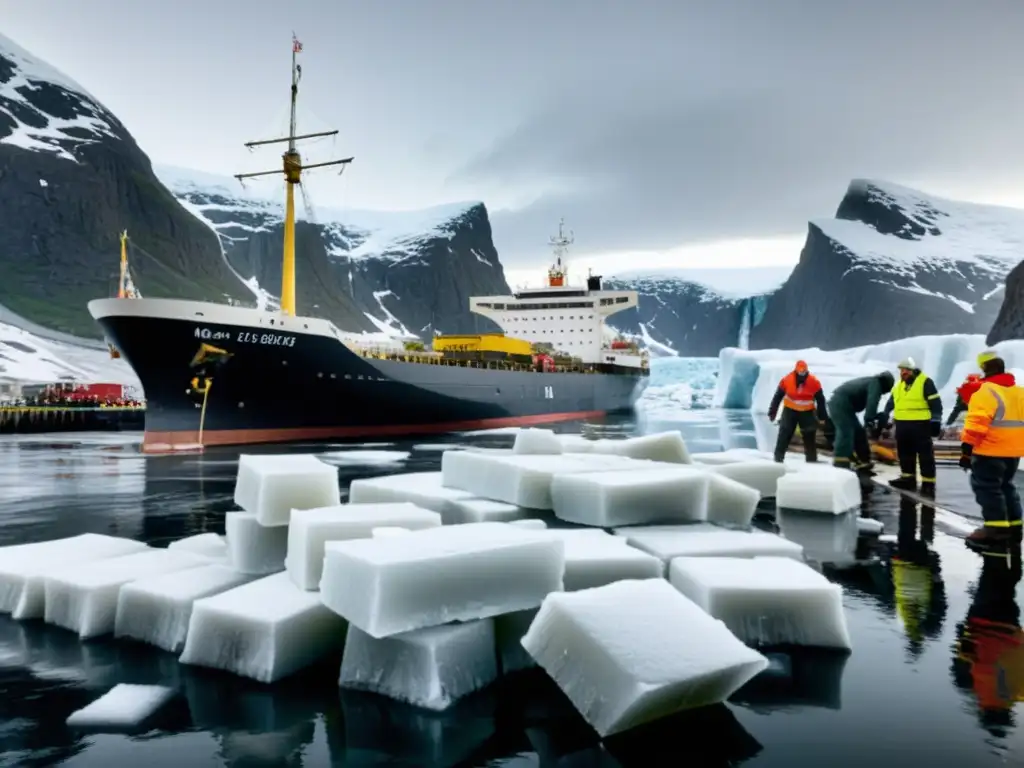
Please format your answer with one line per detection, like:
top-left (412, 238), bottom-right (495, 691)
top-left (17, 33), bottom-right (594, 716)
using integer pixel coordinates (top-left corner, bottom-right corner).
top-left (947, 373), bottom-right (982, 426)
top-left (881, 358), bottom-right (942, 495)
top-left (767, 360), bottom-right (828, 463)
top-left (828, 371), bottom-right (895, 475)
top-left (960, 351), bottom-right (1024, 548)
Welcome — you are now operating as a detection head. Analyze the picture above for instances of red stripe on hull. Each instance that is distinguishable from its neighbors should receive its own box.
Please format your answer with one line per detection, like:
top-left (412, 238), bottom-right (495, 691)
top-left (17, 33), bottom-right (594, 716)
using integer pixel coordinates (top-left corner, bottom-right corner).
top-left (140, 410), bottom-right (607, 454)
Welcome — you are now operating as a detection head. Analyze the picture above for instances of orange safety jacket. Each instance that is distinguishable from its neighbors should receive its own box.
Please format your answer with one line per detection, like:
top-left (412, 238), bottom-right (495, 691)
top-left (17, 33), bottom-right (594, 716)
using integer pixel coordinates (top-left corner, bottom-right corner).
top-left (961, 375), bottom-right (1024, 458)
top-left (779, 372), bottom-right (823, 412)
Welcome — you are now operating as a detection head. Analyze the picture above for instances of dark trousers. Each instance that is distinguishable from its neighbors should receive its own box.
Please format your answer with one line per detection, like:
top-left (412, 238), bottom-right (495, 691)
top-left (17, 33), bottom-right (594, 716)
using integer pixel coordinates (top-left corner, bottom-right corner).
top-left (774, 408), bottom-right (818, 462)
top-left (894, 420), bottom-right (936, 483)
top-left (970, 455), bottom-right (1023, 529)
top-left (828, 403), bottom-right (870, 467)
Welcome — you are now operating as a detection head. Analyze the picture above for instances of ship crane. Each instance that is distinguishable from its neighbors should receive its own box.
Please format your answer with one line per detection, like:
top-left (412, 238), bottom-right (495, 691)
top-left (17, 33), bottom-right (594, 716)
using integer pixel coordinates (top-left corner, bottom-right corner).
top-left (547, 218), bottom-right (574, 288)
top-left (234, 34), bottom-right (353, 317)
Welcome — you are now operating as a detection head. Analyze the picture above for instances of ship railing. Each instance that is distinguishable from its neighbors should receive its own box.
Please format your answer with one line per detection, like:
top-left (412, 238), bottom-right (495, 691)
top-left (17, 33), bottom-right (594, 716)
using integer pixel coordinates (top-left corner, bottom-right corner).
top-left (345, 346), bottom-right (648, 376)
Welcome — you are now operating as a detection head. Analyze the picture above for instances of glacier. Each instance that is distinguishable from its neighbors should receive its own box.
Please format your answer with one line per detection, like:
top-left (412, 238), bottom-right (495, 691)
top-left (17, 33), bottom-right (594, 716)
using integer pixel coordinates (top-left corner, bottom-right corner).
top-left (714, 333), bottom-right (1024, 416)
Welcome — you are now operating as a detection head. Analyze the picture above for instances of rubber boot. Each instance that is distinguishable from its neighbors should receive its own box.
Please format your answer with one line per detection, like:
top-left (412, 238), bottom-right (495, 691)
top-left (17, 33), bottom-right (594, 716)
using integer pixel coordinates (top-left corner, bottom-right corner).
top-left (919, 480), bottom-right (936, 498)
top-left (889, 476), bottom-right (917, 492)
top-left (965, 526), bottom-right (1016, 553)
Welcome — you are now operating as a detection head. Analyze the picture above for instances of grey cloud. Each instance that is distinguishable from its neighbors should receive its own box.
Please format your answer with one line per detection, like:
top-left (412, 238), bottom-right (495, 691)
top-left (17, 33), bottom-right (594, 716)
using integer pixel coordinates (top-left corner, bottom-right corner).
top-left (448, 1), bottom-right (1024, 264)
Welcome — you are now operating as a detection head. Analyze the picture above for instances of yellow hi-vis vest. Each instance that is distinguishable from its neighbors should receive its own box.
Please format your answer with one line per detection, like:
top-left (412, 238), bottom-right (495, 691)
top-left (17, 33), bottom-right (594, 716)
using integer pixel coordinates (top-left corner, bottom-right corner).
top-left (891, 374), bottom-right (934, 421)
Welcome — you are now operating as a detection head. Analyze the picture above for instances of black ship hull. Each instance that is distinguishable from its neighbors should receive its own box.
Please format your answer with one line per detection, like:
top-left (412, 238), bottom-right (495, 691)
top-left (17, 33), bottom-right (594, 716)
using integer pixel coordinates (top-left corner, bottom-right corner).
top-left (89, 298), bottom-right (648, 453)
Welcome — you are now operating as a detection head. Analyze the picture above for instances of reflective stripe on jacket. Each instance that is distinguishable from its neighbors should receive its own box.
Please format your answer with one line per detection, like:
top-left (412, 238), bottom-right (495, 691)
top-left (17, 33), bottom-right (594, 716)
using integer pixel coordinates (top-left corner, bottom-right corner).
top-left (962, 381), bottom-right (1024, 457)
top-left (780, 372), bottom-right (822, 412)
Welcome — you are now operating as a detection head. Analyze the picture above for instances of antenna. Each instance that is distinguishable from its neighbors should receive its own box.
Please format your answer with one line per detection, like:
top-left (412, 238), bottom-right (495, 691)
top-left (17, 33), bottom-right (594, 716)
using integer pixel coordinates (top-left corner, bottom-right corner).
top-left (234, 34), bottom-right (354, 317)
top-left (546, 218), bottom-right (574, 287)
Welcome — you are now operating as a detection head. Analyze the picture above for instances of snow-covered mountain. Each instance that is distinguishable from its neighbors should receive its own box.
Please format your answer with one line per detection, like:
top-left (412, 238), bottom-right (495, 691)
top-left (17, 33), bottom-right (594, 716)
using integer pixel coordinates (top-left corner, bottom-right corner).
top-left (0, 32), bottom-right (251, 338)
top-left (605, 267), bottom-right (793, 357)
top-left (156, 166), bottom-right (509, 338)
top-left (750, 179), bottom-right (1022, 350)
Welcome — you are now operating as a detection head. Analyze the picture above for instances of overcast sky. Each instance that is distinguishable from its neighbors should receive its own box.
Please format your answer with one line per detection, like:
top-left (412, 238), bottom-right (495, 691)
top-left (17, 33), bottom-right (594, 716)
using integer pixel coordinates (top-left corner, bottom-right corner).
top-left (7, 0), bottom-right (1024, 283)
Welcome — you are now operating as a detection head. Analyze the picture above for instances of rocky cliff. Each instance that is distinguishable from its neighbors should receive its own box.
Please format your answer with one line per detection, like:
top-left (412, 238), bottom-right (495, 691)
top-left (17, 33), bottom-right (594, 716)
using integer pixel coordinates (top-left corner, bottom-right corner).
top-left (749, 179), bottom-right (1020, 351)
top-left (604, 267), bottom-right (791, 357)
top-left (987, 261), bottom-right (1024, 344)
top-left (157, 167), bottom-right (510, 337)
top-left (0, 33), bottom-right (249, 338)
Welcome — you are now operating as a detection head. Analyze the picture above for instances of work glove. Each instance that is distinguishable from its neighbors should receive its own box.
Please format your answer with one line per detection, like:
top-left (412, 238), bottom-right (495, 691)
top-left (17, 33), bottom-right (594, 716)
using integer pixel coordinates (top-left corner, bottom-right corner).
top-left (930, 420), bottom-right (942, 438)
top-left (959, 442), bottom-right (973, 472)
top-left (767, 409), bottom-right (777, 423)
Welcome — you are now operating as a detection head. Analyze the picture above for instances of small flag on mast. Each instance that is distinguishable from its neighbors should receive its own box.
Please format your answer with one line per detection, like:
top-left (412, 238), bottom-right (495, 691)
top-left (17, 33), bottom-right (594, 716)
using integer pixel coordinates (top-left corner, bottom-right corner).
top-left (292, 35), bottom-right (303, 54)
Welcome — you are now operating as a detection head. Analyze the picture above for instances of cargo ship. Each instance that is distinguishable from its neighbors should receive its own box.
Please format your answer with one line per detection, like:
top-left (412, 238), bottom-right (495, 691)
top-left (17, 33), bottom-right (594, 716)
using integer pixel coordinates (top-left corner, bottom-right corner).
top-left (88, 37), bottom-right (649, 454)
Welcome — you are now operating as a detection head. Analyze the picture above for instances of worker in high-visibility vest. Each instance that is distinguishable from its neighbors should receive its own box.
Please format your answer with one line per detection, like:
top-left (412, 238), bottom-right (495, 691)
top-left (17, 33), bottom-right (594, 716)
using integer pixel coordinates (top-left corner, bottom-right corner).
top-left (947, 373), bottom-right (982, 426)
top-left (882, 357), bottom-right (943, 495)
top-left (767, 360), bottom-right (828, 463)
top-left (960, 351), bottom-right (1024, 548)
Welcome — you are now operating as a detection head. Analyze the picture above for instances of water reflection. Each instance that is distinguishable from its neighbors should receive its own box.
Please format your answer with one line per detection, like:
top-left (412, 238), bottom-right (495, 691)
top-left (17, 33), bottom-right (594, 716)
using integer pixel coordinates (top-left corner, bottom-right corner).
top-left (731, 649), bottom-right (849, 712)
top-left (952, 548), bottom-right (1024, 737)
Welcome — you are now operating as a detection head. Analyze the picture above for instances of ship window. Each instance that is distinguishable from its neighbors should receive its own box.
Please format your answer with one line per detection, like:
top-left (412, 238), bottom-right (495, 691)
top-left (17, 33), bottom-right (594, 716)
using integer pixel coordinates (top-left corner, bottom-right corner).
top-left (615, 296), bottom-right (629, 304)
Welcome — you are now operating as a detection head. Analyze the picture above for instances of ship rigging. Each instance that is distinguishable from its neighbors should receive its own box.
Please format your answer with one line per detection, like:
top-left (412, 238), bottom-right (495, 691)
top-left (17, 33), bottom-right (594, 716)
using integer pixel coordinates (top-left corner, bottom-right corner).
top-left (234, 34), bottom-right (353, 317)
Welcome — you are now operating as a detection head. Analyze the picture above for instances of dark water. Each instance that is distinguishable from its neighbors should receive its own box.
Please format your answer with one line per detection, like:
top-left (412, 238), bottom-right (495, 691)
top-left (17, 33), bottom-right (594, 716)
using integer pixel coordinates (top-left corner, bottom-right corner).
top-left (0, 411), bottom-right (1021, 767)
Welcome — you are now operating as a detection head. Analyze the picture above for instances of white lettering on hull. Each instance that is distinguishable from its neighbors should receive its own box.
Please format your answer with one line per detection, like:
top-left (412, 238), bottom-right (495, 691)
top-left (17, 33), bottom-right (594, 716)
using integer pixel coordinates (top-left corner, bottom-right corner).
top-left (193, 327), bottom-right (296, 347)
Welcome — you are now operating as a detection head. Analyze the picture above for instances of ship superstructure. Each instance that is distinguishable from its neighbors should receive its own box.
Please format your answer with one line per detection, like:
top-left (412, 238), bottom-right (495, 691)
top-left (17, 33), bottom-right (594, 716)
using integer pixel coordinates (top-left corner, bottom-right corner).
top-left (470, 218), bottom-right (642, 370)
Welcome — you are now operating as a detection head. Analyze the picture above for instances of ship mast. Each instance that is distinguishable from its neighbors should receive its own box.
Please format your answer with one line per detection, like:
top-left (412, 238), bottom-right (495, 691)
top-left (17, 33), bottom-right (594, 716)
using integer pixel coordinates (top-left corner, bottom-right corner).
top-left (235, 34), bottom-right (354, 317)
top-left (547, 218), bottom-right (574, 288)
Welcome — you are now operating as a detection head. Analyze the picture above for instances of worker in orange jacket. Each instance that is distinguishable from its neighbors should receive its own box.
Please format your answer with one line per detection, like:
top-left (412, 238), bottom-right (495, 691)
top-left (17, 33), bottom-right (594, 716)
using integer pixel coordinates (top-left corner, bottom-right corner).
top-left (960, 351), bottom-right (1024, 548)
top-left (768, 360), bottom-right (828, 463)
top-left (952, 549), bottom-right (1024, 727)
top-left (946, 373), bottom-right (982, 426)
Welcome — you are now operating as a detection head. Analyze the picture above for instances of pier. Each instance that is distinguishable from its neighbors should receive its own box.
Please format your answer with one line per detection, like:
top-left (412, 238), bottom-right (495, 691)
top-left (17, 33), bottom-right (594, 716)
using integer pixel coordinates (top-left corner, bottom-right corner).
top-left (0, 405), bottom-right (144, 435)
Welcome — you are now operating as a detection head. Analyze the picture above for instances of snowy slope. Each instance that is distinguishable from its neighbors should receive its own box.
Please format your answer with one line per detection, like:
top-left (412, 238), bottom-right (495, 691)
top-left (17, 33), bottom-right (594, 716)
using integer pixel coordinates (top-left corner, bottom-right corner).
top-left (155, 165), bottom-right (510, 339)
top-left (605, 266), bottom-right (792, 357)
top-left (0, 33), bottom-right (119, 163)
top-left (0, 34), bottom-right (250, 338)
top-left (750, 180), bottom-right (1024, 351)
top-left (0, 322), bottom-right (140, 388)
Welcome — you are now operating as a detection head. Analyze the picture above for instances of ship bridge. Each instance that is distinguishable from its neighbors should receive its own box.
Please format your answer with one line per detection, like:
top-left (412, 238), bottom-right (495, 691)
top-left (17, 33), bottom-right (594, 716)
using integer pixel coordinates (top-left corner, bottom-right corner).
top-left (468, 220), bottom-right (640, 367)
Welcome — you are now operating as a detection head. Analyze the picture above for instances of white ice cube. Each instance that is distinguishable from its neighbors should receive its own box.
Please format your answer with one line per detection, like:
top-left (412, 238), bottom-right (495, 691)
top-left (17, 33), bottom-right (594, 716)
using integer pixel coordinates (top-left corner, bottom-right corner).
top-left (857, 517), bottom-right (884, 535)
top-left (66, 684), bottom-right (175, 730)
top-left (778, 511), bottom-right (859, 565)
top-left (44, 549), bottom-right (207, 639)
top-left (441, 451), bottom-right (655, 509)
top-left (776, 466), bottom-right (862, 514)
top-left (225, 511), bottom-right (288, 575)
top-left (507, 519), bottom-right (548, 530)
top-left (339, 620), bottom-right (499, 711)
top-left (668, 556), bottom-right (852, 650)
top-left (513, 428), bottom-right (564, 455)
top-left (521, 578), bottom-right (768, 737)
top-left (614, 525), bottom-right (804, 567)
top-left (372, 527), bottom-right (412, 538)
top-left (709, 460), bottom-right (786, 498)
top-left (167, 533), bottom-right (227, 562)
top-left (589, 431), bottom-right (692, 464)
top-left (705, 474), bottom-right (762, 528)
top-left (0, 534), bottom-right (149, 620)
top-left (551, 467), bottom-right (710, 527)
top-left (179, 572), bottom-right (347, 683)
top-left (286, 502), bottom-right (442, 590)
top-left (320, 522), bottom-right (565, 638)
top-left (549, 530), bottom-right (664, 591)
top-left (347, 471), bottom-right (477, 524)
top-left (692, 448), bottom-right (773, 466)
top-left (557, 435), bottom-right (597, 453)
top-left (114, 563), bottom-right (257, 653)
top-left (448, 498), bottom-right (525, 524)
top-left (234, 453), bottom-right (340, 526)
